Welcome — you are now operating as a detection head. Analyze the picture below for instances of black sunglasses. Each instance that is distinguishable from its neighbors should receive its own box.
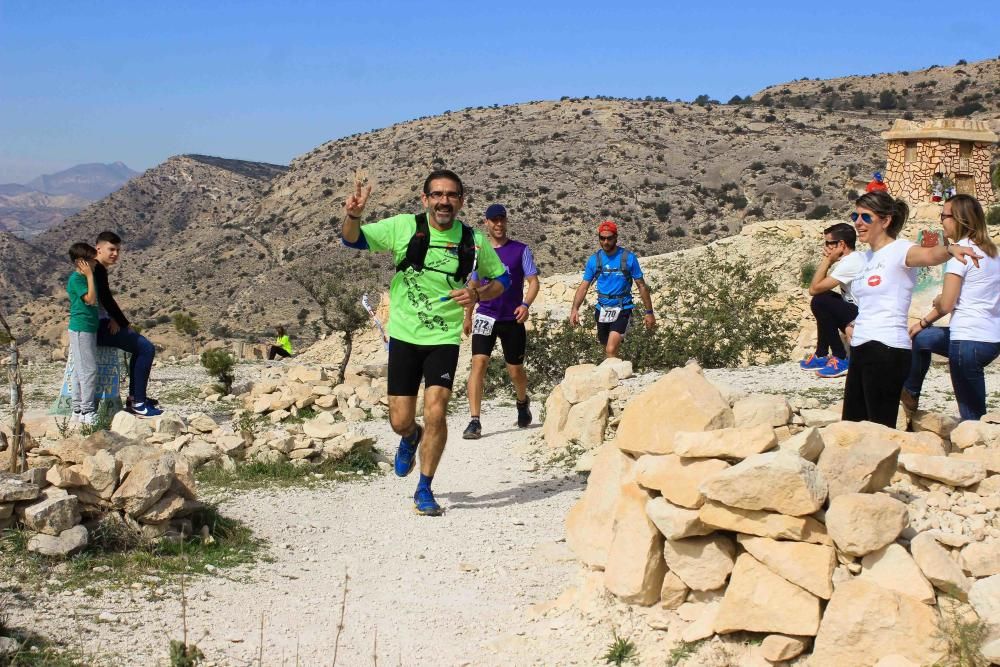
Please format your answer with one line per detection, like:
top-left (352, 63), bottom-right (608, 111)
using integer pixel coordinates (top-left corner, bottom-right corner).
top-left (850, 212), bottom-right (874, 225)
top-left (599, 235), bottom-right (615, 241)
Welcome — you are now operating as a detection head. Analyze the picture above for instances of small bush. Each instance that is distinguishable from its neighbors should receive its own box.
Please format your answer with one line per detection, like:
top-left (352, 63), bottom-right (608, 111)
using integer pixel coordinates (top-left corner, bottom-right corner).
top-left (807, 205), bottom-right (832, 219)
top-left (986, 206), bottom-right (1000, 226)
top-left (800, 260), bottom-right (817, 287)
top-left (172, 313), bottom-right (198, 336)
top-left (602, 632), bottom-right (638, 666)
top-left (200, 349), bottom-right (235, 394)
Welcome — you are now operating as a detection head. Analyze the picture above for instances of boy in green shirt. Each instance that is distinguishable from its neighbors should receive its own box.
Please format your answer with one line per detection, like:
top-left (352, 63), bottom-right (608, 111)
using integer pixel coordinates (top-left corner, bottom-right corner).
top-left (341, 169), bottom-right (509, 515)
top-left (66, 242), bottom-right (100, 425)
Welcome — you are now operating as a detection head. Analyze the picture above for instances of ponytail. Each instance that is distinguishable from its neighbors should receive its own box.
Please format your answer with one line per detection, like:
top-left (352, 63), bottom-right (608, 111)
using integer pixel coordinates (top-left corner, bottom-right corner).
top-left (855, 191), bottom-right (908, 238)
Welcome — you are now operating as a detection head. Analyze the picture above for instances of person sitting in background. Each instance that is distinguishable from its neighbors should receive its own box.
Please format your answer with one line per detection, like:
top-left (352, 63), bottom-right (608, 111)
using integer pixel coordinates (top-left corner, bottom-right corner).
top-left (865, 171), bottom-right (888, 193)
top-left (902, 195), bottom-right (1000, 421)
top-left (800, 223), bottom-right (865, 378)
top-left (268, 325), bottom-right (294, 360)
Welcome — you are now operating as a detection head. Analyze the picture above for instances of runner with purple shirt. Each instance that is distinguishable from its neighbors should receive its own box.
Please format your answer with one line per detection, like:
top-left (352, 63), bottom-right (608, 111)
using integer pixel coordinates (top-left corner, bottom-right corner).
top-left (462, 204), bottom-right (540, 439)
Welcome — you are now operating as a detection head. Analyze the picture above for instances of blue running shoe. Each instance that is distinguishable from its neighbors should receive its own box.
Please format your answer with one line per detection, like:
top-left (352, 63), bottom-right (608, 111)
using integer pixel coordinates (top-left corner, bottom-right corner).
top-left (413, 486), bottom-right (443, 516)
top-left (394, 424), bottom-right (422, 477)
top-left (816, 356), bottom-right (849, 378)
top-left (799, 354), bottom-right (828, 371)
top-left (131, 402), bottom-right (163, 418)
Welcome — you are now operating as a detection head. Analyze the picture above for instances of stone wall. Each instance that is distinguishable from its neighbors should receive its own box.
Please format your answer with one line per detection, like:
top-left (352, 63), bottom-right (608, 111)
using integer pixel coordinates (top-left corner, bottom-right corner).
top-left (885, 139), bottom-right (997, 205)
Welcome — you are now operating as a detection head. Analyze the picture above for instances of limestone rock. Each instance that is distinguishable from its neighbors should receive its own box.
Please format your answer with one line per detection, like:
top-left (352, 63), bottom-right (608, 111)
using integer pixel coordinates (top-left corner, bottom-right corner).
top-left (559, 391), bottom-right (610, 449)
top-left (714, 553), bottom-right (821, 636)
top-left (698, 500), bottom-right (830, 544)
top-left (27, 525), bottom-right (88, 557)
top-left (566, 443), bottom-right (634, 568)
top-left (187, 412), bottom-right (218, 433)
top-left (303, 413), bottom-right (348, 440)
top-left (778, 426), bottom-right (824, 461)
top-left (699, 450), bottom-right (827, 516)
top-left (182, 439), bottom-right (218, 467)
top-left (561, 364), bottom-right (616, 404)
top-left (137, 492), bottom-right (189, 524)
top-left (681, 600), bottom-right (721, 643)
top-left (736, 534), bottom-right (835, 599)
top-left (0, 475), bottom-right (40, 502)
top-left (859, 543), bottom-right (935, 604)
top-left (81, 450), bottom-right (119, 499)
top-left (969, 575), bottom-right (1000, 637)
top-left (154, 413), bottom-right (186, 436)
top-left (760, 635), bottom-right (808, 662)
top-left (910, 410), bottom-right (958, 439)
top-left (820, 419), bottom-right (944, 457)
top-left (0, 503), bottom-right (12, 519)
top-left (45, 466), bottom-right (87, 488)
top-left (111, 456), bottom-right (175, 516)
top-left (635, 454), bottom-right (729, 509)
top-left (950, 420), bottom-right (1000, 450)
top-left (732, 394), bottom-right (792, 428)
top-left (286, 366), bottom-right (325, 383)
top-left (898, 454), bottom-right (986, 487)
top-left (603, 481), bottom-right (666, 605)
top-left (21, 494), bottom-right (80, 535)
top-left (599, 357), bottom-right (633, 380)
top-left (113, 444), bottom-right (159, 477)
top-left (659, 571), bottom-right (688, 609)
top-left (110, 411), bottom-right (152, 439)
top-left (910, 532), bottom-right (971, 599)
top-left (673, 423), bottom-right (777, 460)
top-left (645, 496), bottom-right (713, 540)
top-left (874, 656), bottom-right (919, 667)
top-left (810, 579), bottom-right (946, 667)
top-left (817, 436), bottom-right (899, 500)
top-left (959, 541), bottom-right (1000, 577)
top-left (951, 446), bottom-right (1000, 475)
top-left (614, 365), bottom-right (733, 456)
top-left (37, 437), bottom-right (102, 464)
top-left (662, 534), bottom-right (735, 591)
top-left (799, 408), bottom-right (840, 428)
top-left (826, 493), bottom-right (908, 557)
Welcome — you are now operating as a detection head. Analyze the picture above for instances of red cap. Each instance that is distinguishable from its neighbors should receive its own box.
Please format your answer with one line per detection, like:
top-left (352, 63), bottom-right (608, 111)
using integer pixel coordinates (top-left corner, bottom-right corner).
top-left (597, 221), bottom-right (618, 235)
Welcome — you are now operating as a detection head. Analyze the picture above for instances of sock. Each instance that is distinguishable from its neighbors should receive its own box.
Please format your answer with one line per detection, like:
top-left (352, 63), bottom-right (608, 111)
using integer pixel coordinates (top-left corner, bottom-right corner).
top-left (404, 425), bottom-right (421, 445)
top-left (417, 474), bottom-right (433, 491)
top-left (470, 416), bottom-right (480, 422)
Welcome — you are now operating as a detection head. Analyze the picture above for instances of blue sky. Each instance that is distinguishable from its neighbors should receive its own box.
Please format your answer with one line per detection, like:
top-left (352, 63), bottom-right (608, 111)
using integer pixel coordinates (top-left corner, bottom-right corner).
top-left (1, 0), bottom-right (996, 182)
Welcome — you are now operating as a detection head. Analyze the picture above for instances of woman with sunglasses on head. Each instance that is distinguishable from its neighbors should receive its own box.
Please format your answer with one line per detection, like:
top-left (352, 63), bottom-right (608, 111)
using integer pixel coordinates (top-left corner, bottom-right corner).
top-left (901, 195), bottom-right (999, 421)
top-left (842, 191), bottom-right (980, 428)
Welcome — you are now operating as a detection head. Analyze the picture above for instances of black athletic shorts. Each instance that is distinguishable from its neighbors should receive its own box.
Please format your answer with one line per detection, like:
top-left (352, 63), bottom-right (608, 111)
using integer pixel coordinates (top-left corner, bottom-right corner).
top-left (471, 320), bottom-right (526, 365)
top-left (595, 308), bottom-right (633, 346)
top-left (387, 338), bottom-right (460, 396)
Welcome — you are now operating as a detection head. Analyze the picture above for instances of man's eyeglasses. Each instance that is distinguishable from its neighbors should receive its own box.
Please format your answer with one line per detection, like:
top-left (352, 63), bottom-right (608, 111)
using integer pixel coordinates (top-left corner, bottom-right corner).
top-left (850, 212), bottom-right (874, 225)
top-left (824, 240), bottom-right (841, 247)
top-left (599, 235), bottom-right (615, 241)
top-left (427, 191), bottom-right (462, 201)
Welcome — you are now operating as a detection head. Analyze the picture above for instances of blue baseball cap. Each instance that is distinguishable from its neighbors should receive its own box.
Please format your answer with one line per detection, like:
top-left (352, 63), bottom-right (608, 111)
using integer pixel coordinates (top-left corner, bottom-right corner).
top-left (485, 204), bottom-right (507, 220)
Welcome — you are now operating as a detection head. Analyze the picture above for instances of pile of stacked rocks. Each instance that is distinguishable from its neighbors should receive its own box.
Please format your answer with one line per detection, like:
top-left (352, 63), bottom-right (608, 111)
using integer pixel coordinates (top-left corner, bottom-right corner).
top-left (245, 365), bottom-right (388, 424)
top-left (543, 358), bottom-right (635, 451)
top-left (3, 431), bottom-right (201, 556)
top-left (565, 363), bottom-right (1000, 666)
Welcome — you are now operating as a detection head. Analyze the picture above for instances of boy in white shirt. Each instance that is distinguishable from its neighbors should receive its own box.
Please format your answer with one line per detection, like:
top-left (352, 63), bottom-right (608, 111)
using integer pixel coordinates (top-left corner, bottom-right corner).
top-left (800, 223), bottom-right (866, 378)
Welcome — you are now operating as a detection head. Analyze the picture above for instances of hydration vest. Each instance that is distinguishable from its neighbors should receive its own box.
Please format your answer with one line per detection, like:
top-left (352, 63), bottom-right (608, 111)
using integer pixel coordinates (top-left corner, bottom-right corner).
top-left (395, 212), bottom-right (477, 284)
top-left (591, 247), bottom-right (634, 304)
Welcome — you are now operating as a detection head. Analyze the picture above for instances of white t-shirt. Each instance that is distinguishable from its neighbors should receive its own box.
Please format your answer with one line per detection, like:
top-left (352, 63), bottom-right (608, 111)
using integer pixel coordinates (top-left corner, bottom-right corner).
top-left (829, 251), bottom-right (866, 305)
top-left (946, 239), bottom-right (1000, 343)
top-left (851, 239), bottom-right (917, 349)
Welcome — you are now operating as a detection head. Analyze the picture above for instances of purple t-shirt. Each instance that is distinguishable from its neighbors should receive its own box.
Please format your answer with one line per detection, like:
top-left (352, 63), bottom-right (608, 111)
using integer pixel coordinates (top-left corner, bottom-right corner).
top-left (476, 240), bottom-right (538, 321)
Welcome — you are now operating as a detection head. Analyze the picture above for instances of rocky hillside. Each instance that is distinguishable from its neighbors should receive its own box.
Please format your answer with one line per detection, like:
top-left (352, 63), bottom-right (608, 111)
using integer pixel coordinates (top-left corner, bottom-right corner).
top-left (0, 232), bottom-right (60, 316)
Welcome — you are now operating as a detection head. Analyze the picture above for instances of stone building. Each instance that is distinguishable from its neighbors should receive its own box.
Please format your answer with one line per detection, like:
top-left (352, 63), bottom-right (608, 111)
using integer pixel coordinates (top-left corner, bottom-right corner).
top-left (882, 119), bottom-right (997, 205)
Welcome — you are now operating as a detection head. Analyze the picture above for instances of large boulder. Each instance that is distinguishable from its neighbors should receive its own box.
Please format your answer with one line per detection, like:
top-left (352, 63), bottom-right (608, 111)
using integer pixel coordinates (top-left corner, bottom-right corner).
top-left (566, 443), bottom-right (634, 568)
top-left (21, 493), bottom-right (80, 535)
top-left (909, 532), bottom-right (971, 599)
top-left (714, 553), bottom-right (821, 636)
top-left (673, 423), bottom-right (777, 460)
top-left (614, 365), bottom-right (733, 455)
top-left (698, 450), bottom-right (827, 516)
top-left (111, 455), bottom-right (175, 516)
top-left (110, 411), bottom-right (153, 440)
top-left (810, 579), bottom-right (946, 666)
top-left (645, 497), bottom-right (713, 540)
top-left (825, 493), bottom-right (908, 557)
top-left (897, 454), bottom-right (986, 487)
top-left (0, 475), bottom-right (39, 502)
top-left (661, 534), bottom-right (736, 591)
top-left (698, 500), bottom-right (830, 544)
top-left (80, 450), bottom-right (119, 499)
top-left (558, 391), bottom-right (610, 449)
top-left (736, 534), bottom-right (835, 599)
top-left (635, 454), bottom-right (729, 509)
top-left (859, 543), bottom-right (936, 604)
top-left (820, 420), bottom-right (944, 457)
top-left (817, 436), bottom-right (899, 500)
top-left (603, 480), bottom-right (667, 605)
top-left (561, 364), bottom-right (616, 403)
top-left (26, 525), bottom-right (88, 557)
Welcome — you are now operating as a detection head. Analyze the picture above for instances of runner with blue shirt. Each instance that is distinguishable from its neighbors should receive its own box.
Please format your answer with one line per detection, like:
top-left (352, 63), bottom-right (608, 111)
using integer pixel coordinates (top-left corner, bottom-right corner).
top-left (569, 221), bottom-right (655, 358)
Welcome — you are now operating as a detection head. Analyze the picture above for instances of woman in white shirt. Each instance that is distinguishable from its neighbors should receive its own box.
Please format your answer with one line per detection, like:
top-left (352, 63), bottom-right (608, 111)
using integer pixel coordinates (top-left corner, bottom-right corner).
top-left (902, 195), bottom-right (999, 421)
top-left (843, 191), bottom-right (980, 428)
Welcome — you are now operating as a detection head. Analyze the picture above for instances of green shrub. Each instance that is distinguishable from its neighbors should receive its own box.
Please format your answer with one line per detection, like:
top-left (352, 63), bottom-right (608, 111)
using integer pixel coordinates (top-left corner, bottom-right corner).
top-left (987, 206), bottom-right (1000, 227)
top-left (800, 260), bottom-right (817, 288)
top-left (172, 312), bottom-right (198, 336)
top-left (200, 349), bottom-right (235, 394)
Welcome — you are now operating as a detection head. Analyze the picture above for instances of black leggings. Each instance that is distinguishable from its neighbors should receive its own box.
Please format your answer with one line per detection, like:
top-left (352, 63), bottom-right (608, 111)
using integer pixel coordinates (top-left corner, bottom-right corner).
top-left (842, 340), bottom-right (911, 428)
top-left (811, 292), bottom-right (858, 359)
top-left (268, 345), bottom-right (291, 360)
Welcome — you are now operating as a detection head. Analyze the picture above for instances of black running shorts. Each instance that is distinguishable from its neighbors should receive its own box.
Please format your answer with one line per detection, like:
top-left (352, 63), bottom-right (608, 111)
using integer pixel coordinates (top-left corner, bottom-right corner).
top-left (387, 338), bottom-right (460, 396)
top-left (595, 308), bottom-right (632, 346)
top-left (471, 320), bottom-right (527, 365)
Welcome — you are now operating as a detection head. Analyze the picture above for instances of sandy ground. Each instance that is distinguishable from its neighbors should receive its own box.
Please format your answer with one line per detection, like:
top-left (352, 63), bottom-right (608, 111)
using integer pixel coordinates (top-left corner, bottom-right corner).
top-left (4, 358), bottom-right (1000, 666)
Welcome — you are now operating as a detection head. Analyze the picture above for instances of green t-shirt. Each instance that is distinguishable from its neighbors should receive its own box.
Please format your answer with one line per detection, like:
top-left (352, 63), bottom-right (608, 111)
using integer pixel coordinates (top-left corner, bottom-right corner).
top-left (67, 271), bottom-right (99, 333)
top-left (276, 334), bottom-right (293, 354)
top-left (361, 213), bottom-right (506, 345)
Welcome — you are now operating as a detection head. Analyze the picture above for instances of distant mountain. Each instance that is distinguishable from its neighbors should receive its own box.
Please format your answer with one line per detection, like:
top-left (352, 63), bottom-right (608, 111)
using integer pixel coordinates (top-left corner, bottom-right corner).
top-left (0, 162), bottom-right (140, 238)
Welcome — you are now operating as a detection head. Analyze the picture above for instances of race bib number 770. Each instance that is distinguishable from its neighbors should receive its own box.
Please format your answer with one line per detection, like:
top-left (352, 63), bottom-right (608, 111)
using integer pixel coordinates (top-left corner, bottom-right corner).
top-left (598, 307), bottom-right (621, 323)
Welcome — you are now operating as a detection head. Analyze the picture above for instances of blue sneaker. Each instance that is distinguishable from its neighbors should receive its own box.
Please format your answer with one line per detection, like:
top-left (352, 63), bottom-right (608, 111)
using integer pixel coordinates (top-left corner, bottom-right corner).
top-left (394, 425), bottom-right (422, 477)
top-left (131, 402), bottom-right (163, 418)
top-left (816, 356), bottom-right (849, 378)
top-left (413, 486), bottom-right (443, 516)
top-left (799, 354), bottom-right (828, 371)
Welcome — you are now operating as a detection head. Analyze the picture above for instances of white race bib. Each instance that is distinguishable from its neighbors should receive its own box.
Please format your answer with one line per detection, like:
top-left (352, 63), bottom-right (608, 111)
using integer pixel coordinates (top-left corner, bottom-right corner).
top-left (472, 313), bottom-right (496, 336)
top-left (598, 307), bottom-right (621, 323)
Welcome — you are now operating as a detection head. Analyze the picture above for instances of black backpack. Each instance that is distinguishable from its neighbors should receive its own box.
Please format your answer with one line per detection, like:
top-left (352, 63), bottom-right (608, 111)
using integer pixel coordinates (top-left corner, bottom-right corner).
top-left (395, 212), bottom-right (477, 283)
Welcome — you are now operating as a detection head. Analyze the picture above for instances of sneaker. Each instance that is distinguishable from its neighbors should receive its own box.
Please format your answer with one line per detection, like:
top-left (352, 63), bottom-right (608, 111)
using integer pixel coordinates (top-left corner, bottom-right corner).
top-left (799, 354), bottom-right (828, 371)
top-left (70, 412), bottom-right (82, 424)
top-left (516, 399), bottom-right (532, 428)
top-left (901, 388), bottom-right (919, 413)
top-left (462, 419), bottom-right (482, 440)
top-left (816, 356), bottom-right (849, 378)
top-left (394, 424), bottom-right (422, 477)
top-left (131, 402), bottom-right (163, 418)
top-left (80, 412), bottom-right (97, 426)
top-left (126, 396), bottom-right (159, 412)
top-left (413, 486), bottom-right (443, 516)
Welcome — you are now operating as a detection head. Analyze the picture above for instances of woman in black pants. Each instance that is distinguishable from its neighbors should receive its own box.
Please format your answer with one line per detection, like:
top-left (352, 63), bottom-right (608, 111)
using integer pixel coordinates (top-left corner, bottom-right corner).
top-left (842, 191), bottom-right (980, 428)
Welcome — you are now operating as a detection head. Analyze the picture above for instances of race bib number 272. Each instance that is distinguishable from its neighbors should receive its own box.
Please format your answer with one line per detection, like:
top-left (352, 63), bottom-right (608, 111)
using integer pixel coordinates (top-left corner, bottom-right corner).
top-left (472, 313), bottom-right (496, 336)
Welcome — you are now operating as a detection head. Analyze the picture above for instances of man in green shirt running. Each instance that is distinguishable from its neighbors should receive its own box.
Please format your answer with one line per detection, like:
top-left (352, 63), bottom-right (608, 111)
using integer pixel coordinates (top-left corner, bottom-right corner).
top-left (341, 169), bottom-right (510, 515)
